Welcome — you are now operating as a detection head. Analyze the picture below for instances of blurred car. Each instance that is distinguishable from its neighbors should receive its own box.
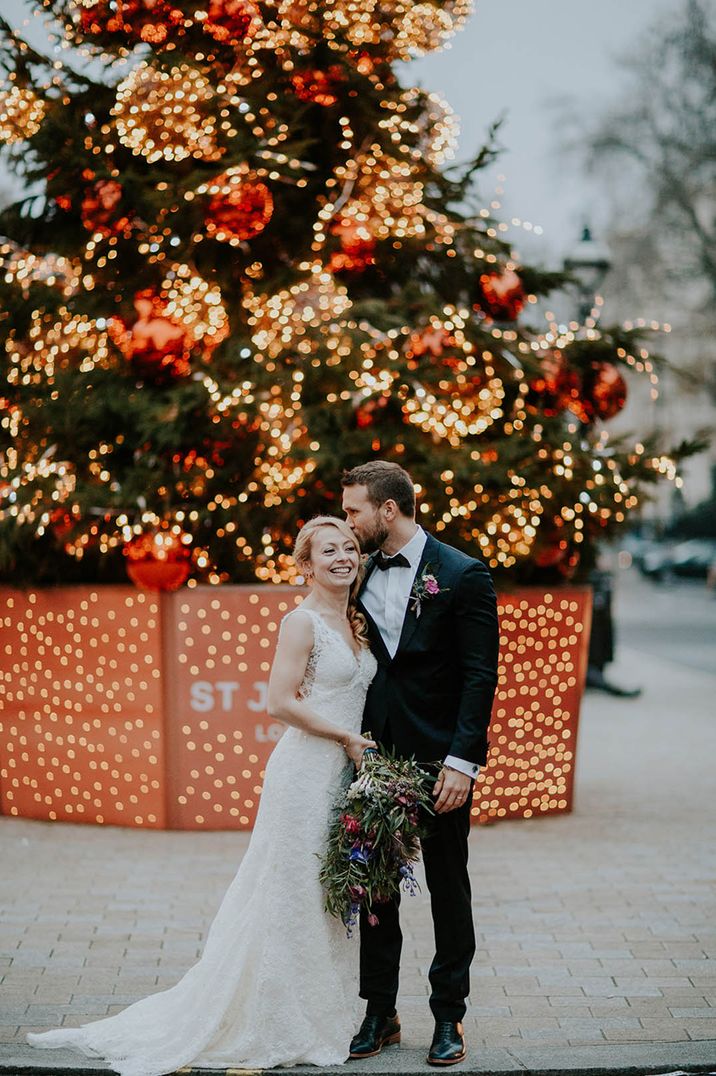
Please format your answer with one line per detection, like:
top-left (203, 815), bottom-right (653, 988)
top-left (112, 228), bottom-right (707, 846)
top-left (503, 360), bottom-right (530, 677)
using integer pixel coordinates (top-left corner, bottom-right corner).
top-left (669, 538), bottom-right (716, 578)
top-left (639, 542), bottom-right (678, 579)
top-left (641, 538), bottom-right (716, 581)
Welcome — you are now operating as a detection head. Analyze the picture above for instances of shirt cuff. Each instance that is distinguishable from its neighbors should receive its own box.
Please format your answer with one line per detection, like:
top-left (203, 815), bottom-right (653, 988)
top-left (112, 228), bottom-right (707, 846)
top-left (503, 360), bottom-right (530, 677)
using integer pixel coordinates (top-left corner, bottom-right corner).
top-left (444, 755), bottom-right (479, 779)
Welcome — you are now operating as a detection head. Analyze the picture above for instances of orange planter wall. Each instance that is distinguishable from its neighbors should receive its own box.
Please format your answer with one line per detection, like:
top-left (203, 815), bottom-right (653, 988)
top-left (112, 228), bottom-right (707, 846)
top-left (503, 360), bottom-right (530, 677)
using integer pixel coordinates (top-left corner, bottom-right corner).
top-left (0, 586), bottom-right (591, 829)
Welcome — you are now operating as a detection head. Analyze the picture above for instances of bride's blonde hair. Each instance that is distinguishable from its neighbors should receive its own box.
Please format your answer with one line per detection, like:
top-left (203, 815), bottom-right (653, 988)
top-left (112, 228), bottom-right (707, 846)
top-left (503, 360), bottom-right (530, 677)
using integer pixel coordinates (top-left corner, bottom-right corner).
top-left (293, 516), bottom-right (369, 647)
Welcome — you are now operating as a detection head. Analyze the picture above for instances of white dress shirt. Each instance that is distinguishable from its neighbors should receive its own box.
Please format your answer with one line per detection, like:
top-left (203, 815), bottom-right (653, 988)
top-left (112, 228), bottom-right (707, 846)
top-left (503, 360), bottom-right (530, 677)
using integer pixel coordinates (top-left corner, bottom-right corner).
top-left (362, 527), bottom-right (479, 780)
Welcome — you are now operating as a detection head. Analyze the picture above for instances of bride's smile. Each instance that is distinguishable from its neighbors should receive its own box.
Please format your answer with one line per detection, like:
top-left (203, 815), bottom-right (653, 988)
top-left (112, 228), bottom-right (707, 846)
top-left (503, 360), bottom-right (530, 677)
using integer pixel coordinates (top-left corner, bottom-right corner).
top-left (310, 536), bottom-right (360, 589)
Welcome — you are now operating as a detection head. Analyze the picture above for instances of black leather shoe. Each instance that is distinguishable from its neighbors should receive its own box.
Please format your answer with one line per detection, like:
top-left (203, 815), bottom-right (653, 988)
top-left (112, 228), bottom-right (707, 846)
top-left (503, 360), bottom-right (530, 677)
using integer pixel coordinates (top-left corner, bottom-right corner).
top-left (348, 1013), bottom-right (401, 1058)
top-left (427, 1020), bottom-right (466, 1066)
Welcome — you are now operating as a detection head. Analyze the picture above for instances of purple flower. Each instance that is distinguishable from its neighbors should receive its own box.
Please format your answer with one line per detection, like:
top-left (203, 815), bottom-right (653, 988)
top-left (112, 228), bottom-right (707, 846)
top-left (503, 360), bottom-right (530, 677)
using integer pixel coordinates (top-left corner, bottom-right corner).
top-left (344, 902), bottom-right (361, 938)
top-left (399, 863), bottom-right (420, 896)
top-left (424, 576), bottom-right (440, 595)
top-left (349, 845), bottom-right (372, 864)
top-left (367, 912), bottom-right (380, 927)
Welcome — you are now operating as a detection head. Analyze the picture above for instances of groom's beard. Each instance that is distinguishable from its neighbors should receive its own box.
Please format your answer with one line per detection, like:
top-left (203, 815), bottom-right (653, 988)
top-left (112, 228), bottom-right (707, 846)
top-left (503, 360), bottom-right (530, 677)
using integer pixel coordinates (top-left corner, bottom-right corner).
top-left (358, 521), bottom-right (390, 554)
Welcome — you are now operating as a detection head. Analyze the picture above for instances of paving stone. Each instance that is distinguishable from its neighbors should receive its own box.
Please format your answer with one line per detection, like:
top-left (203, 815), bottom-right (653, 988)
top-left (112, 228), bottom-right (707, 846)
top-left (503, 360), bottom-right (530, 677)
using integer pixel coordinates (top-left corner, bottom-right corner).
top-left (2, 640), bottom-right (716, 1075)
top-left (603, 1026), bottom-right (691, 1042)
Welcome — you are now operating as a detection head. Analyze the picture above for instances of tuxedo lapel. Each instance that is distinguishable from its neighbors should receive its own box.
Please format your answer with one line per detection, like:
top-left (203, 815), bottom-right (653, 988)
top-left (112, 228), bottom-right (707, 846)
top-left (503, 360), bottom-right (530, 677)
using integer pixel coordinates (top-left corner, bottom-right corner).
top-left (395, 533), bottom-right (443, 654)
top-left (357, 600), bottom-right (391, 665)
top-left (358, 551), bottom-right (379, 597)
top-left (357, 552), bottom-right (392, 665)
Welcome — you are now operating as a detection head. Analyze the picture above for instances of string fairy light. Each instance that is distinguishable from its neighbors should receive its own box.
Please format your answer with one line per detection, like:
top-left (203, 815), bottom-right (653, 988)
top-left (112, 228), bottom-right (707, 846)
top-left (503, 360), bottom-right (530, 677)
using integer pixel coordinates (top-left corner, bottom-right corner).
top-left (243, 266), bottom-right (351, 359)
top-left (0, 80), bottom-right (46, 142)
top-left (0, 242), bottom-right (83, 297)
top-left (112, 62), bottom-right (225, 164)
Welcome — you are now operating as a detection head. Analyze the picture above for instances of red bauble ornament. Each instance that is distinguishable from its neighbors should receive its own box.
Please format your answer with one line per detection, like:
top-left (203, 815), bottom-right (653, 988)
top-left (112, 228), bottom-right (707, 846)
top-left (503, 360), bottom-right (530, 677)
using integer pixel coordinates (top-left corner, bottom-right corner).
top-left (290, 67), bottom-right (345, 107)
top-left (109, 291), bottom-right (192, 382)
top-left (124, 527), bottom-right (192, 591)
top-left (205, 173), bottom-right (274, 242)
top-left (80, 179), bottom-right (131, 236)
top-left (78, 0), bottom-right (120, 34)
top-left (405, 326), bottom-right (463, 370)
top-left (203, 0), bottom-right (260, 42)
top-left (474, 267), bottom-right (525, 321)
top-left (534, 538), bottom-right (568, 569)
top-left (351, 51), bottom-right (375, 76)
top-left (328, 218), bottom-right (376, 274)
top-left (533, 524), bottom-right (580, 578)
top-left (578, 361), bottom-right (627, 423)
top-left (526, 351), bottom-right (580, 417)
top-left (49, 506), bottom-right (81, 543)
top-left (354, 394), bottom-right (390, 428)
top-left (80, 0), bottom-right (184, 42)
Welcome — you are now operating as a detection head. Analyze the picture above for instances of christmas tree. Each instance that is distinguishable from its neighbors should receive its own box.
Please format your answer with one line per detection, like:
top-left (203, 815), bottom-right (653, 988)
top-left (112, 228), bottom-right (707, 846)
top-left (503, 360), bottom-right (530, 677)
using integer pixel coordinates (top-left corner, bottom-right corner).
top-left (0, 0), bottom-right (692, 588)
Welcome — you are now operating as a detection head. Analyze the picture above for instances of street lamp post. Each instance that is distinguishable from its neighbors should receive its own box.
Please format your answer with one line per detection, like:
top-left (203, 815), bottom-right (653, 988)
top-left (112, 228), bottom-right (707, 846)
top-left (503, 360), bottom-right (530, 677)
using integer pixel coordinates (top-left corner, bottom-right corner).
top-left (564, 226), bottom-right (641, 698)
top-left (563, 225), bottom-right (612, 323)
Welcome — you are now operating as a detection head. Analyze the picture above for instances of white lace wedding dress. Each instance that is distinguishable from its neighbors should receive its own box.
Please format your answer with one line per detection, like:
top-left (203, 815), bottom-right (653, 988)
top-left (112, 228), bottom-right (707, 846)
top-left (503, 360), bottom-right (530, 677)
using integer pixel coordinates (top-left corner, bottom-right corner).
top-left (28, 608), bottom-right (377, 1075)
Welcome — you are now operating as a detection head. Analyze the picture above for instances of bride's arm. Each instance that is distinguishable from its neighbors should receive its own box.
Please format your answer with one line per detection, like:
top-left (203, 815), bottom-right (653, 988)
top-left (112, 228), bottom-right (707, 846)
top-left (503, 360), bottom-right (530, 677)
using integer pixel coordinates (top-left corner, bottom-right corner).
top-left (267, 611), bottom-right (375, 766)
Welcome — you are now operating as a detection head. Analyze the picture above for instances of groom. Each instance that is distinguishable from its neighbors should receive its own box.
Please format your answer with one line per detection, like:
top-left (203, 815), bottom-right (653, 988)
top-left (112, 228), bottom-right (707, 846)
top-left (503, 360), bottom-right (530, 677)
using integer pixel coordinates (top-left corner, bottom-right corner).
top-left (342, 460), bottom-right (499, 1067)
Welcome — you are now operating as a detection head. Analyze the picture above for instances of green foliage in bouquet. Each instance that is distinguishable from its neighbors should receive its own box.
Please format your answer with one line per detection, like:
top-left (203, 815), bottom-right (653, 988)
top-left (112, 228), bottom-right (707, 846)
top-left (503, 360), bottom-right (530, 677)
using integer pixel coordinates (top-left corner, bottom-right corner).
top-left (319, 746), bottom-right (435, 935)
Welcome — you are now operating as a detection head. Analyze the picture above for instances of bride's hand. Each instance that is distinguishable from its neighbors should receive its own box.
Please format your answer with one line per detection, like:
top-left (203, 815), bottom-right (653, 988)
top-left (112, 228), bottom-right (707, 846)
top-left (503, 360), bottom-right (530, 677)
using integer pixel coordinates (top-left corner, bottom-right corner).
top-left (342, 732), bottom-right (377, 767)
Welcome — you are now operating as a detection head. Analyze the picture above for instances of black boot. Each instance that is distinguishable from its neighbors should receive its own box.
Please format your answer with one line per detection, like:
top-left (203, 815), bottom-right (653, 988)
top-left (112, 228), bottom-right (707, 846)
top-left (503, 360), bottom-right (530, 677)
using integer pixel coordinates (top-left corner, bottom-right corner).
top-left (427, 1020), bottom-right (466, 1066)
top-left (348, 1012), bottom-right (401, 1059)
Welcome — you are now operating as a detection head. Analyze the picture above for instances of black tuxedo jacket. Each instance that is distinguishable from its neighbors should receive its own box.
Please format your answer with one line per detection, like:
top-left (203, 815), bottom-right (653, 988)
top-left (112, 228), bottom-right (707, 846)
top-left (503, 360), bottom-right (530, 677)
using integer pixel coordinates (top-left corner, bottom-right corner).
top-left (358, 533), bottom-right (499, 767)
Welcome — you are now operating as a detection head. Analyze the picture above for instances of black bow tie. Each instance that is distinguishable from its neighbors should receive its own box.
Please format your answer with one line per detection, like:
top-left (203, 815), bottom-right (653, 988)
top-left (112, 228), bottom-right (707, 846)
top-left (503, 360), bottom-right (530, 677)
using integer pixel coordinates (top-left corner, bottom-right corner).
top-left (375, 551), bottom-right (411, 571)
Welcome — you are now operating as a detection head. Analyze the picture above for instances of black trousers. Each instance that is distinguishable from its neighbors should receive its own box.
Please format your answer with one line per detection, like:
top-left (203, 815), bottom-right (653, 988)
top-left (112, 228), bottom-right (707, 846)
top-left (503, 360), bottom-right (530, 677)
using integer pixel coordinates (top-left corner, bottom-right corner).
top-left (359, 769), bottom-right (476, 1023)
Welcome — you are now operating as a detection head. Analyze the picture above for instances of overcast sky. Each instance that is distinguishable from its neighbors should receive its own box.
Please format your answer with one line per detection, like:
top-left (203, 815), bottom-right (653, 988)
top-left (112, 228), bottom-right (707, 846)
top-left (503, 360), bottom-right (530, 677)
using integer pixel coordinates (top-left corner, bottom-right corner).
top-left (409, 0), bottom-right (674, 265)
top-left (2, 0), bottom-right (674, 268)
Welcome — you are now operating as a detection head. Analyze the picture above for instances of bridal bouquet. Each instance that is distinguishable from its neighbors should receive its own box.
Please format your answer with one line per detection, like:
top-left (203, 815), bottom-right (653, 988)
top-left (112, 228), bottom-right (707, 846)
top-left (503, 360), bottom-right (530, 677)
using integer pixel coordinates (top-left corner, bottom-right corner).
top-left (320, 745), bottom-right (435, 935)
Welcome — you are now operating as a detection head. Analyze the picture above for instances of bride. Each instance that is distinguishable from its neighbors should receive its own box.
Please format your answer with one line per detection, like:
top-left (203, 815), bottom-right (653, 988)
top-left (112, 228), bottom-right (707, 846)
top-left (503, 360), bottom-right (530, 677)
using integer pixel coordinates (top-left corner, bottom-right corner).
top-left (28, 516), bottom-right (377, 1075)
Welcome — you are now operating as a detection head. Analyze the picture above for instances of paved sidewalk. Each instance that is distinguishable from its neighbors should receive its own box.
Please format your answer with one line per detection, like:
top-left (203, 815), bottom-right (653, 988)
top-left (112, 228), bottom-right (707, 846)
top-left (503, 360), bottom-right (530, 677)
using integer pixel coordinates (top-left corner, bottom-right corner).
top-left (1, 634), bottom-right (716, 1074)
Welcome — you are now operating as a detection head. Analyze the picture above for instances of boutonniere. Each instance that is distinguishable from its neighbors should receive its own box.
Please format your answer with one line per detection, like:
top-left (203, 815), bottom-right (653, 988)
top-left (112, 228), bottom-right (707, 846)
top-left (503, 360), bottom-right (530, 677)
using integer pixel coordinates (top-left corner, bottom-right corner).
top-left (409, 563), bottom-right (448, 618)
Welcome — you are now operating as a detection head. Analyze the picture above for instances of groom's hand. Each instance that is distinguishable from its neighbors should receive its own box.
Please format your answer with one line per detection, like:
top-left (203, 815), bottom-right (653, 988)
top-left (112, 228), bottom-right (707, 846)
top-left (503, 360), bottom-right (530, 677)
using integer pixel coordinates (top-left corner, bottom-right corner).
top-left (433, 766), bottom-right (472, 813)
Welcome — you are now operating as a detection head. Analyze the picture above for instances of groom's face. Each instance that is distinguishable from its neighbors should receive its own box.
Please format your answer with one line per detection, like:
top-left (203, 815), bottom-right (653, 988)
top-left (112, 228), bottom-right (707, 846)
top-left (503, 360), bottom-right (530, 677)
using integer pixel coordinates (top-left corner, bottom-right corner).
top-left (342, 484), bottom-right (389, 553)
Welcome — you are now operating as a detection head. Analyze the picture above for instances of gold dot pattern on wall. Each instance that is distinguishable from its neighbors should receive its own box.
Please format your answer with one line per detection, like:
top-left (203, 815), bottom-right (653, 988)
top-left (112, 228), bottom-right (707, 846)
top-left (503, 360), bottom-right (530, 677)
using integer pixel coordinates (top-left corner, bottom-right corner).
top-left (0, 588), bottom-right (166, 828)
top-left (164, 587), bottom-right (305, 829)
top-left (0, 585), bottom-right (591, 831)
top-left (473, 593), bottom-right (589, 822)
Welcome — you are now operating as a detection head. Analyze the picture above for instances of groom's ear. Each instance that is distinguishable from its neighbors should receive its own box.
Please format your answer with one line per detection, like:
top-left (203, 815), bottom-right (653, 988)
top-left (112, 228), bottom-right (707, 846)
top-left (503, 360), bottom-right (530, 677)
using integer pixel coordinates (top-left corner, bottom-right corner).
top-left (382, 498), bottom-right (399, 520)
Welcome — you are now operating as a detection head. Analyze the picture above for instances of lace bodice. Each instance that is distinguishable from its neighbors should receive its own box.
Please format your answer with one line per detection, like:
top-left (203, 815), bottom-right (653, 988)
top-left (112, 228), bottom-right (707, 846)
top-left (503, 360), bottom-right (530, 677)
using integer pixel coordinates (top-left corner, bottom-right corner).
top-left (290, 606), bottom-right (377, 715)
top-left (28, 602), bottom-right (377, 1075)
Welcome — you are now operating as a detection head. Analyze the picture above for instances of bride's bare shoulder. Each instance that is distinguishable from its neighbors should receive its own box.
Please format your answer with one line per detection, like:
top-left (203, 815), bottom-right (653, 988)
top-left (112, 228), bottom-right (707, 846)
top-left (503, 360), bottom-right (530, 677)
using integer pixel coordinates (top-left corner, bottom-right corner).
top-left (278, 606), bottom-right (315, 648)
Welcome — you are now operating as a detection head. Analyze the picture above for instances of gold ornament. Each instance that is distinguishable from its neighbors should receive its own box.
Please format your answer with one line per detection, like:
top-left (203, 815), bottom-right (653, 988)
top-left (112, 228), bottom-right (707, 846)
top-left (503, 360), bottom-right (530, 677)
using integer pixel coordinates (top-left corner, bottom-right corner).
top-left (274, 0), bottom-right (473, 57)
top-left (397, 3), bottom-right (453, 55)
top-left (437, 481), bottom-right (545, 569)
top-left (403, 371), bottom-right (505, 444)
top-left (112, 63), bottom-right (224, 164)
top-left (243, 267), bottom-right (351, 359)
top-left (161, 263), bottom-right (230, 354)
top-left (381, 88), bottom-right (459, 167)
top-left (328, 147), bottom-right (428, 243)
top-left (280, 0), bottom-right (381, 48)
top-left (473, 490), bottom-right (545, 568)
top-left (0, 83), bottom-right (46, 144)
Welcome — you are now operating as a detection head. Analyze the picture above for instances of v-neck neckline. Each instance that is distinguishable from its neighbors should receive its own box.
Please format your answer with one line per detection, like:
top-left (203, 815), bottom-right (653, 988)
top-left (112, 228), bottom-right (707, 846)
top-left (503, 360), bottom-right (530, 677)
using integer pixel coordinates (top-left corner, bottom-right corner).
top-left (308, 608), bottom-right (363, 664)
